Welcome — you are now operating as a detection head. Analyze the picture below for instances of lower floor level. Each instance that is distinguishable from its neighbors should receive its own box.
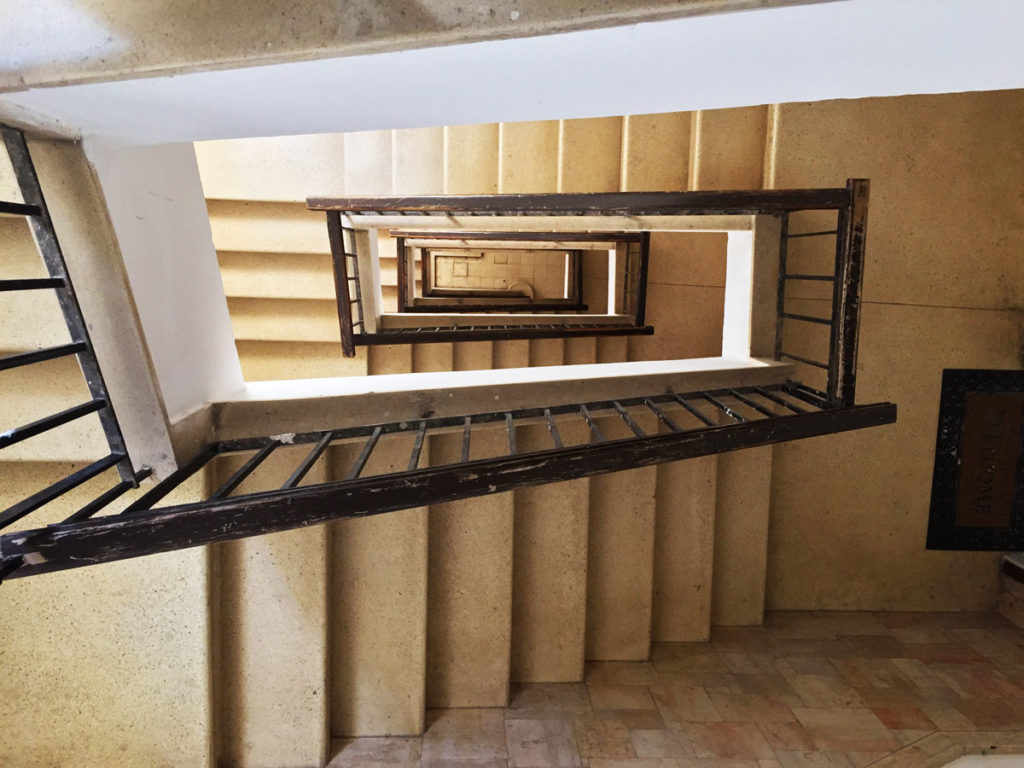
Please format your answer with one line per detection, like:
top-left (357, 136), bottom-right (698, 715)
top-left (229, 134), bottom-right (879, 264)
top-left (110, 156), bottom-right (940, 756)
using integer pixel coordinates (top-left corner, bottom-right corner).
top-left (329, 610), bottom-right (1024, 768)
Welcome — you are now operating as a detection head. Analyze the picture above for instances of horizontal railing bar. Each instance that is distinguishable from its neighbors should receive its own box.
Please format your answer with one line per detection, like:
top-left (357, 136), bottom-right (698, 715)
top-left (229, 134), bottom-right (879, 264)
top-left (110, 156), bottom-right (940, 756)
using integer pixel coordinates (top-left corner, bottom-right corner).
top-left (783, 273), bottom-right (835, 281)
top-left (727, 389), bottom-right (778, 419)
top-left (0, 342), bottom-right (87, 372)
top-left (0, 398), bottom-right (106, 449)
top-left (121, 445), bottom-right (219, 514)
top-left (785, 229), bottom-right (838, 239)
top-left (580, 405), bottom-right (605, 443)
top-left (308, 188), bottom-right (849, 214)
top-left (210, 441), bottom-right (280, 500)
top-left (781, 312), bottom-right (832, 326)
top-left (390, 230), bottom-right (644, 243)
top-left (0, 453), bottom-right (123, 530)
top-left (782, 382), bottom-right (830, 409)
top-left (346, 425), bottom-right (382, 480)
top-left (461, 417), bottom-right (472, 462)
top-left (63, 467), bottom-right (153, 524)
top-left (780, 351), bottom-right (830, 370)
top-left (0, 200), bottom-right (41, 216)
top-left (673, 395), bottom-right (716, 427)
top-left (644, 398), bottom-right (683, 432)
top-left (3, 402), bottom-right (899, 579)
top-left (408, 420), bottom-right (427, 470)
top-left (753, 387), bottom-right (808, 414)
top-left (613, 401), bottom-right (646, 437)
top-left (0, 277), bottom-right (65, 291)
top-left (505, 413), bottom-right (517, 455)
top-left (544, 408), bottom-right (563, 449)
top-left (703, 393), bottom-right (747, 423)
top-left (282, 431), bottom-right (335, 489)
top-left (354, 325), bottom-right (654, 345)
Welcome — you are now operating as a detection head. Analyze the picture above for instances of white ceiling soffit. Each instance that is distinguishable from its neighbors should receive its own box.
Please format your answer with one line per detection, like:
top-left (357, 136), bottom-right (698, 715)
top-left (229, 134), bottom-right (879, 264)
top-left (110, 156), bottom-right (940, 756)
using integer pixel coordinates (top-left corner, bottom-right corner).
top-left (1, 0), bottom-right (1022, 145)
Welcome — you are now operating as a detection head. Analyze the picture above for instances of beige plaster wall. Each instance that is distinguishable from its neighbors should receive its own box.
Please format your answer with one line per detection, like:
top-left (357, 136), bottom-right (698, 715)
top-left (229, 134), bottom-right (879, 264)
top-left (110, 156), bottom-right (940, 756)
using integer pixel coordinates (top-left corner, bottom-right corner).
top-left (765, 90), bottom-right (1024, 611)
top-left (0, 464), bottom-right (213, 768)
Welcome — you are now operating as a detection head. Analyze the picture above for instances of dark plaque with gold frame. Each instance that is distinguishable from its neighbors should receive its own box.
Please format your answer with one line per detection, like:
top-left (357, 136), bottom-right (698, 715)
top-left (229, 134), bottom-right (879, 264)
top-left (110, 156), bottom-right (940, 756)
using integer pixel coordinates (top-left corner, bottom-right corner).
top-left (927, 369), bottom-right (1024, 550)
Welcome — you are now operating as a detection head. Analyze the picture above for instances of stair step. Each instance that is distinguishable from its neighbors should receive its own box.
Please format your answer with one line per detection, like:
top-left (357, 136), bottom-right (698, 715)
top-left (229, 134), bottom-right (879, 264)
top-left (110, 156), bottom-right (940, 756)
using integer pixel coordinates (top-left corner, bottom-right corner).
top-left (214, 447), bottom-right (330, 766)
top-left (712, 445), bottom-right (773, 626)
top-left (331, 439), bottom-right (428, 736)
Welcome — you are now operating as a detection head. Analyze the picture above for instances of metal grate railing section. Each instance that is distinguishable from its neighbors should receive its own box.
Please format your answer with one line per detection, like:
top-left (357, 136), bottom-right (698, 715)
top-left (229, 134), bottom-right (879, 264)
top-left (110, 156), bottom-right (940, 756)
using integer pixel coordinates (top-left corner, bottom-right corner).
top-left (40, 382), bottom-right (823, 523)
top-left (774, 179), bottom-right (868, 409)
top-left (0, 124), bottom-right (142, 565)
top-left (0, 379), bottom-right (896, 580)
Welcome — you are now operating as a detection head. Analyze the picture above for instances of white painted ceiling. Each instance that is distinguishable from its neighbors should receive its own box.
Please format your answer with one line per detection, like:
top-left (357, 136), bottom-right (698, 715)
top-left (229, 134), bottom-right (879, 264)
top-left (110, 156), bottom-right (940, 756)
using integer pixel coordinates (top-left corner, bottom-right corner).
top-left (1, 0), bottom-right (1022, 145)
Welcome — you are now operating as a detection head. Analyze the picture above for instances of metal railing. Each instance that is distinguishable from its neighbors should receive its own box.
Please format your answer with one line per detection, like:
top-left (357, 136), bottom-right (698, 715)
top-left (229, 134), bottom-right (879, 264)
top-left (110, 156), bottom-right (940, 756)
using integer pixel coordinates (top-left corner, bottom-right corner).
top-left (775, 179), bottom-right (869, 408)
top-left (323, 213), bottom-right (655, 357)
top-left (0, 177), bottom-right (887, 581)
top-left (0, 124), bottom-right (144, 581)
top-left (1, 381), bottom-right (895, 580)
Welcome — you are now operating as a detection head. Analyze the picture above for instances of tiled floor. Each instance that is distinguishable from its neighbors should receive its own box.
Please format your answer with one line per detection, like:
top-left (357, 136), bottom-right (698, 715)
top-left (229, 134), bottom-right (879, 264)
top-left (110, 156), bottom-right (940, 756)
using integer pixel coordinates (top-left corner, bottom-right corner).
top-left (328, 611), bottom-right (1024, 767)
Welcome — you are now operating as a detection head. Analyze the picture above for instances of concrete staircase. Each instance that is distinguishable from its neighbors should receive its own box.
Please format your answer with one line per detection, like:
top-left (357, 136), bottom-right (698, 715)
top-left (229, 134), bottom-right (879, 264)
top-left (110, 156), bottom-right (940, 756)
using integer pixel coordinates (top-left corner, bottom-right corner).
top-left (193, 110), bottom-right (776, 765)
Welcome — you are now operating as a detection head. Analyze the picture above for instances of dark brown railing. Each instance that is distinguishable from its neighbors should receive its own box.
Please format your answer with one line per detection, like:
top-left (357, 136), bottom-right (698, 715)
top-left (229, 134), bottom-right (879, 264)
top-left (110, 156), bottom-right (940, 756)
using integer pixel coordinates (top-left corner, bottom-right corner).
top-left (323, 215), bottom-right (654, 356)
top-left (0, 177), bottom-right (889, 582)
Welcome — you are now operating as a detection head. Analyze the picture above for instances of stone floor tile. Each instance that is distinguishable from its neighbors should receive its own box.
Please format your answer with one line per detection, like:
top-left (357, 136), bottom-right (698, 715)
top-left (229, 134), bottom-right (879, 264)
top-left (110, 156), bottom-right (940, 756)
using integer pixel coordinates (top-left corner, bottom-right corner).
top-left (756, 720), bottom-right (818, 751)
top-left (630, 727), bottom-right (696, 758)
top-left (888, 657), bottom-right (947, 687)
top-left (710, 625), bottom-right (777, 654)
top-left (506, 683), bottom-right (593, 720)
top-left (421, 709), bottom-right (508, 763)
top-left (773, 750), bottom-right (854, 768)
top-left (891, 728), bottom-right (935, 746)
top-left (586, 661), bottom-right (660, 686)
top-left (836, 635), bottom-right (909, 659)
top-left (843, 751), bottom-right (890, 767)
top-left (572, 715), bottom-right (636, 759)
top-left (870, 705), bottom-right (937, 731)
top-left (787, 674), bottom-right (867, 709)
top-left (327, 736), bottom-right (422, 767)
top-left (829, 658), bottom-right (914, 689)
top-left (327, 612), bottom-right (1024, 766)
top-left (953, 695), bottom-right (1024, 729)
top-left (903, 644), bottom-right (989, 664)
top-left (792, 707), bottom-right (900, 753)
top-left (652, 643), bottom-right (728, 673)
top-left (657, 671), bottom-right (739, 689)
top-left (852, 685), bottom-right (958, 711)
top-left (929, 663), bottom-right (1024, 700)
top-left (595, 708), bottom-right (667, 730)
top-left (505, 718), bottom-right (582, 767)
top-left (720, 652), bottom-right (780, 674)
top-left (778, 657), bottom-right (839, 677)
top-left (651, 684), bottom-right (722, 724)
top-left (912, 703), bottom-right (976, 732)
top-left (589, 684), bottom-right (658, 711)
top-left (682, 721), bottom-right (776, 760)
top-left (948, 629), bottom-right (1024, 662)
top-left (708, 691), bottom-right (795, 722)
top-left (888, 627), bottom-right (957, 645)
top-left (733, 673), bottom-right (803, 705)
top-left (774, 640), bottom-right (856, 659)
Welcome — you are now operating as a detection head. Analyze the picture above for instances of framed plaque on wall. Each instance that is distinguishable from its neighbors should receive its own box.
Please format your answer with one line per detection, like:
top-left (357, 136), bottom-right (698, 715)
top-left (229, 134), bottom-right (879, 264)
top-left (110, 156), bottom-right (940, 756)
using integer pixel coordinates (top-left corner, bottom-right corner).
top-left (927, 369), bottom-right (1024, 550)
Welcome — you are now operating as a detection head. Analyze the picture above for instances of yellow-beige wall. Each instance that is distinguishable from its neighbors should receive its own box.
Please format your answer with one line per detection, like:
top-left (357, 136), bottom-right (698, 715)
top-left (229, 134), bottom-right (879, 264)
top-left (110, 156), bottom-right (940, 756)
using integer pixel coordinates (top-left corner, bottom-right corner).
top-left (1, 89), bottom-right (1022, 768)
